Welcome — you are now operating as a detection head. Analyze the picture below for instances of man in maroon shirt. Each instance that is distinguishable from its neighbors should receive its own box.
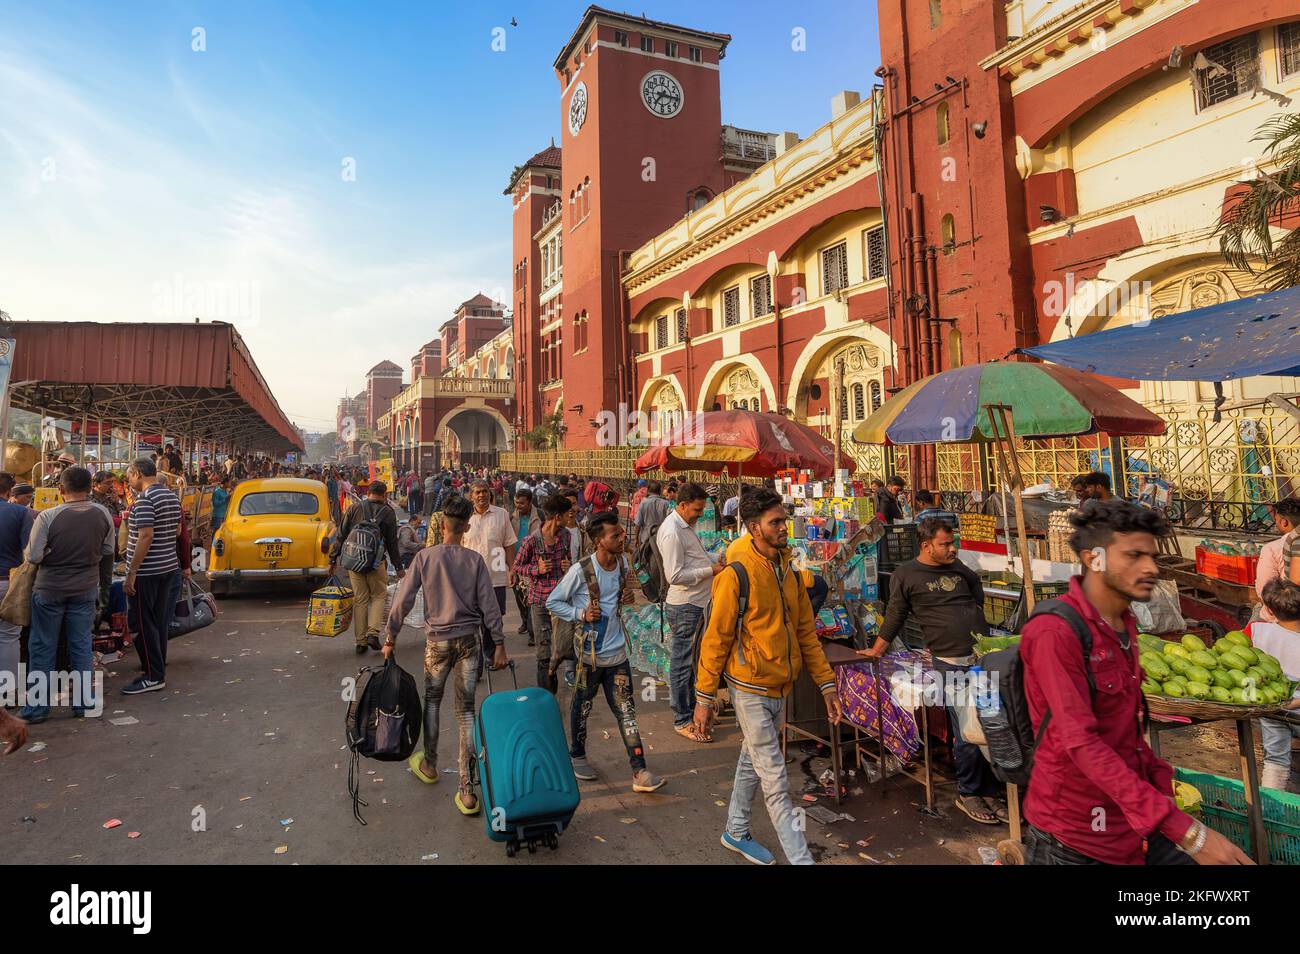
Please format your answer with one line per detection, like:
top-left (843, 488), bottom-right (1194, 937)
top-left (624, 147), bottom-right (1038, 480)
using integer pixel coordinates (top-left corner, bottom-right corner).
top-left (1021, 499), bottom-right (1251, 865)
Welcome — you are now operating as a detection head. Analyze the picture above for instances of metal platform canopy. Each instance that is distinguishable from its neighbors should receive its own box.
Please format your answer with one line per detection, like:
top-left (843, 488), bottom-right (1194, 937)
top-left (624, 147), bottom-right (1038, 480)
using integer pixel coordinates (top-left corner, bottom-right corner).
top-left (1, 321), bottom-right (303, 455)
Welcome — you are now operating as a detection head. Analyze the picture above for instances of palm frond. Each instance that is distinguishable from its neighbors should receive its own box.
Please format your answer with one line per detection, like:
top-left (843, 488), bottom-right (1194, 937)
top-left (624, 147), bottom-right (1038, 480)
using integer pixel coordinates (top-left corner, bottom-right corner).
top-left (1217, 110), bottom-right (1300, 288)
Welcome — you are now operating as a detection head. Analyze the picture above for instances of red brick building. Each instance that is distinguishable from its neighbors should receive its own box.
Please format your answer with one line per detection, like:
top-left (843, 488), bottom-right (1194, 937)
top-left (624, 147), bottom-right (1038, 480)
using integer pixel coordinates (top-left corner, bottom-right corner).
top-left (507, 3), bottom-right (1300, 502)
top-left (509, 6), bottom-right (776, 448)
top-left (379, 294), bottom-right (515, 473)
top-left (871, 0), bottom-right (1300, 490)
top-left (364, 360), bottom-right (404, 430)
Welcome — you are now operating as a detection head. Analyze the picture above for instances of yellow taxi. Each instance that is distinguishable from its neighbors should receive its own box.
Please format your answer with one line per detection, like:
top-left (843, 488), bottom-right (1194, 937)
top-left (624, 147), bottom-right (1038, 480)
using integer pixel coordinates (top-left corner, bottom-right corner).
top-left (207, 478), bottom-right (335, 595)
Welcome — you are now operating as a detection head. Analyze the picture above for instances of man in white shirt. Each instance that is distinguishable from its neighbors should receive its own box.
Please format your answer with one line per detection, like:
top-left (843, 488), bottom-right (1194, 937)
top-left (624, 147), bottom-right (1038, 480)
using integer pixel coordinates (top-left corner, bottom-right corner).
top-left (656, 482), bottom-right (725, 742)
top-left (465, 480), bottom-right (517, 666)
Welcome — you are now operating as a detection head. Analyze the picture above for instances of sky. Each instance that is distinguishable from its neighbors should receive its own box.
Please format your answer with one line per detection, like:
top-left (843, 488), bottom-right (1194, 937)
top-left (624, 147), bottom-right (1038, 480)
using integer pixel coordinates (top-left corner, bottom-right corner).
top-left (0, 0), bottom-right (881, 435)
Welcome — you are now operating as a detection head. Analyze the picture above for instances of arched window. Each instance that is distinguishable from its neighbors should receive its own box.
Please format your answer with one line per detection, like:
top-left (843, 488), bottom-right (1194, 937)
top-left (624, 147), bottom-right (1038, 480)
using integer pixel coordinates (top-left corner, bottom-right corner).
top-left (653, 382), bottom-right (683, 437)
top-left (725, 367), bottom-right (762, 412)
top-left (937, 102), bottom-right (950, 145)
top-left (822, 343), bottom-right (885, 426)
top-left (941, 214), bottom-right (956, 255)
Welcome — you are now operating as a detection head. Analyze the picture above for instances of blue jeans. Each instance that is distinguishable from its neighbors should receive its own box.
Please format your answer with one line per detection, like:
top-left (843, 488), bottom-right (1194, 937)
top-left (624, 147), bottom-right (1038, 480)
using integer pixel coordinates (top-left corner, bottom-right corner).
top-left (726, 689), bottom-right (813, 865)
top-left (1260, 716), bottom-right (1300, 769)
top-left (21, 588), bottom-right (98, 719)
top-left (665, 602), bottom-right (704, 727)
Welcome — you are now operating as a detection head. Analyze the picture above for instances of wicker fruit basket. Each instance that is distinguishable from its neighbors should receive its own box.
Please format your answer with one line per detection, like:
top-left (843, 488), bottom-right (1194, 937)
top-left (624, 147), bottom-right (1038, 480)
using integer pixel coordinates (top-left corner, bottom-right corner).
top-left (1145, 694), bottom-right (1290, 720)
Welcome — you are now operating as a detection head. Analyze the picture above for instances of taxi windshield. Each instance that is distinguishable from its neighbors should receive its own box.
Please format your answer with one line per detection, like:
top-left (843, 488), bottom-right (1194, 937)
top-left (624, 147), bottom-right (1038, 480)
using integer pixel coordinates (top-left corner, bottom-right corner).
top-left (238, 492), bottom-right (319, 516)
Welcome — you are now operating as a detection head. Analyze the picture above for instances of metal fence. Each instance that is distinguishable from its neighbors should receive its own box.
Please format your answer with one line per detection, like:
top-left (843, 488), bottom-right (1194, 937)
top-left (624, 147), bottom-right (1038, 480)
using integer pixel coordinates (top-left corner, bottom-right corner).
top-left (878, 405), bottom-right (1300, 532)
top-left (1119, 404), bottom-right (1300, 532)
top-left (508, 401), bottom-right (1300, 533)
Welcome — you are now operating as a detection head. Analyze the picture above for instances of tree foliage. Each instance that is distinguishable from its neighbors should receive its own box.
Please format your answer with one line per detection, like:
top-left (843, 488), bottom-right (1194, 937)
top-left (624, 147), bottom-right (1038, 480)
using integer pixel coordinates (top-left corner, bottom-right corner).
top-left (1217, 111), bottom-right (1300, 292)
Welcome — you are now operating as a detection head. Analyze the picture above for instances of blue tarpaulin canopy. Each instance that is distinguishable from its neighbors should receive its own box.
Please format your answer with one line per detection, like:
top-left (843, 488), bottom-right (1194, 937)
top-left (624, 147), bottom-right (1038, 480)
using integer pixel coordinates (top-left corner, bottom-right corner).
top-left (1019, 285), bottom-right (1300, 380)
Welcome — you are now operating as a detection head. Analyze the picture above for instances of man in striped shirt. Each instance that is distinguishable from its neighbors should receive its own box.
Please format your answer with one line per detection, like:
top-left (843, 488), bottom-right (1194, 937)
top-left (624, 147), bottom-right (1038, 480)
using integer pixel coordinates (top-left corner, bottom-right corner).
top-left (122, 458), bottom-right (183, 695)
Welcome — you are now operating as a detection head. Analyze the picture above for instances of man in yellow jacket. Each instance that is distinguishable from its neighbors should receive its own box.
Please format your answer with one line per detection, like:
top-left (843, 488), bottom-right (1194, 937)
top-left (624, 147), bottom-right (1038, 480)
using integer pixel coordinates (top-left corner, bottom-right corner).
top-left (695, 486), bottom-right (841, 865)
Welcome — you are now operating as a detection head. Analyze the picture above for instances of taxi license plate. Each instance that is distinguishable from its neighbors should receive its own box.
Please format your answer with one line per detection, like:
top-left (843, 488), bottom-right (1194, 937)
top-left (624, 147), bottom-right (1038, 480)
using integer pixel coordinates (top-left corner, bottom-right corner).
top-left (258, 542), bottom-right (288, 561)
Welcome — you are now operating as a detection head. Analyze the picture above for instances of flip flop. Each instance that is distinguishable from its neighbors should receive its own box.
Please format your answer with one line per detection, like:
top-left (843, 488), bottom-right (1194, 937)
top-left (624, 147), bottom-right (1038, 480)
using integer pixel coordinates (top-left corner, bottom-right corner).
top-left (954, 795), bottom-right (1000, 826)
top-left (455, 790), bottom-right (481, 816)
top-left (674, 723), bottom-right (714, 743)
top-left (408, 751), bottom-right (438, 785)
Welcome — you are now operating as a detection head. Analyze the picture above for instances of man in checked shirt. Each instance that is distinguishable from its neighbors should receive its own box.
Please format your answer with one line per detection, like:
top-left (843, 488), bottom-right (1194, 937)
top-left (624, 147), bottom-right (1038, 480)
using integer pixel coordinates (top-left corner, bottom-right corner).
top-left (512, 493), bottom-right (574, 693)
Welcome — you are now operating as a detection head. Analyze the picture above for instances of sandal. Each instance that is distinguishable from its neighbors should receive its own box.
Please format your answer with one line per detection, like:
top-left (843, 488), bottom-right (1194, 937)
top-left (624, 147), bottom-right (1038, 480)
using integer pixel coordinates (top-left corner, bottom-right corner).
top-left (455, 789), bottom-right (481, 816)
top-left (408, 752), bottom-right (438, 785)
top-left (990, 799), bottom-right (1010, 824)
top-left (674, 723), bottom-right (713, 743)
top-left (954, 795), bottom-right (1000, 826)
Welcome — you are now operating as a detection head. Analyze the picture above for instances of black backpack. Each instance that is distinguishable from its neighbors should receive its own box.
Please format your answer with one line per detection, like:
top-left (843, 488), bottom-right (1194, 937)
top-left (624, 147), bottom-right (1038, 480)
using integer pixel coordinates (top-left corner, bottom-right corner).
top-left (340, 504), bottom-right (384, 573)
top-left (345, 658), bottom-right (422, 824)
top-left (634, 532), bottom-right (668, 604)
top-left (975, 599), bottom-right (1097, 788)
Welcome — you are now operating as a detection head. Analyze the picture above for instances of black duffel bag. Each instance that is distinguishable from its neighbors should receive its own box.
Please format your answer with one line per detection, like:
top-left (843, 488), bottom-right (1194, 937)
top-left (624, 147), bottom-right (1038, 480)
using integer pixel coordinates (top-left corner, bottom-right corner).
top-left (168, 577), bottom-right (218, 640)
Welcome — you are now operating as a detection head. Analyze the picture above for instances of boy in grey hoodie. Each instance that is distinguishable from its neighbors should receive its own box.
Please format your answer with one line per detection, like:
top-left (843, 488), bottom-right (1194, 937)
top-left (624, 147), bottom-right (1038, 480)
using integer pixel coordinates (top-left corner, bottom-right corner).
top-left (384, 493), bottom-right (508, 816)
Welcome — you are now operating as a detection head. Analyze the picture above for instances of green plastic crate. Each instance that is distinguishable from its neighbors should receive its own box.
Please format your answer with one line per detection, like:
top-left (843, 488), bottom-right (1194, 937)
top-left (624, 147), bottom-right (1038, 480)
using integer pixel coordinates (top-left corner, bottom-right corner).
top-left (1174, 767), bottom-right (1300, 864)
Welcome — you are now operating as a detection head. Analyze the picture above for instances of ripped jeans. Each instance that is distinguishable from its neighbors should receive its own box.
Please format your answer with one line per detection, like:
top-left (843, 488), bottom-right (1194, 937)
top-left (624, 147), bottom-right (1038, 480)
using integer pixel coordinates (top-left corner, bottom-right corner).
top-left (568, 658), bottom-right (646, 771)
top-left (423, 634), bottom-right (480, 793)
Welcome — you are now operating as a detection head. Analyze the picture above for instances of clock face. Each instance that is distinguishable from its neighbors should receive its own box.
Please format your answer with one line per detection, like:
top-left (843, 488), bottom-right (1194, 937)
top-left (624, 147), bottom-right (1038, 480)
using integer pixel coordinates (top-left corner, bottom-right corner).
top-left (641, 70), bottom-right (683, 118)
top-left (568, 82), bottom-right (588, 136)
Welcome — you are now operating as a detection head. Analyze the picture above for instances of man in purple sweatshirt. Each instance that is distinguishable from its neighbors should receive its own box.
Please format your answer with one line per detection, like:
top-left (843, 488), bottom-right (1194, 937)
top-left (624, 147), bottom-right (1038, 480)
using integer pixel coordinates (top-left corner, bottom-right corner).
top-left (383, 492), bottom-right (508, 816)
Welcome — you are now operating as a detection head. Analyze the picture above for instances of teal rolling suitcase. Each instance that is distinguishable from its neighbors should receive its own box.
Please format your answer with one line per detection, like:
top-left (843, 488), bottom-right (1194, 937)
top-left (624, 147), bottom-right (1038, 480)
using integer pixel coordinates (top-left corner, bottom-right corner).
top-left (473, 662), bottom-right (580, 856)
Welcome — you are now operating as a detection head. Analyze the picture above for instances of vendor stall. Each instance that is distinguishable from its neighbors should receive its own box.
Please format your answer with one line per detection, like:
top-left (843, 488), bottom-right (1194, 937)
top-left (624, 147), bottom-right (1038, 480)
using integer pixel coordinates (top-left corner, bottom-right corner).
top-left (1017, 286), bottom-right (1300, 864)
top-left (849, 360), bottom-right (1179, 854)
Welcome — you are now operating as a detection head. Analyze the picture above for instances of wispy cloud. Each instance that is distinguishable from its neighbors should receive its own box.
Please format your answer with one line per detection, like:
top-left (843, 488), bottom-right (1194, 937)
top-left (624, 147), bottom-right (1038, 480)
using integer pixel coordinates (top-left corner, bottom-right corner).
top-left (0, 40), bottom-right (503, 427)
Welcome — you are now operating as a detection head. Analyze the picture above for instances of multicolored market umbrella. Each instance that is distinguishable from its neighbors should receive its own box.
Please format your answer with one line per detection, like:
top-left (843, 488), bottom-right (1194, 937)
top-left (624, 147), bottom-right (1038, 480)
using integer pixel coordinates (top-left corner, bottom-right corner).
top-left (851, 361), bottom-right (1166, 445)
top-left (634, 409), bottom-right (835, 478)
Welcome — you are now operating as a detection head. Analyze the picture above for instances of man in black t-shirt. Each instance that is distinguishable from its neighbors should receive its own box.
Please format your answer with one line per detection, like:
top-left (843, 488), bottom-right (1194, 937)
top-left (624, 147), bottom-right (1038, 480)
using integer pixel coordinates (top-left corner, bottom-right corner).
top-left (860, 516), bottom-right (1003, 825)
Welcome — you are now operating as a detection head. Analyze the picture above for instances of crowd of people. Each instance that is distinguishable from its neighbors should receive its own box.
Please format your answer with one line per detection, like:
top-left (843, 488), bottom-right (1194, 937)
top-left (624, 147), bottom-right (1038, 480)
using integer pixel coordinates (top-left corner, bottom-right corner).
top-left (6, 447), bottom-right (1296, 868)
top-left (0, 457), bottom-right (189, 757)
top-left (364, 459), bottom-right (1300, 867)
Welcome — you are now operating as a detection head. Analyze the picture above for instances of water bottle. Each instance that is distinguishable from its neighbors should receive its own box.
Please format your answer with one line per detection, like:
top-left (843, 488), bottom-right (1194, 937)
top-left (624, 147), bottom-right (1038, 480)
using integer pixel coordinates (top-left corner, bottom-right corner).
top-left (701, 499), bottom-right (716, 534)
top-left (971, 665), bottom-right (1022, 773)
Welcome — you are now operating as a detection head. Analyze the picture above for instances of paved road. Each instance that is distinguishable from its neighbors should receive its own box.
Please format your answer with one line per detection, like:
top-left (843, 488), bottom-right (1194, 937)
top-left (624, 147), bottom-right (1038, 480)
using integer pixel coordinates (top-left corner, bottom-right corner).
top-left (1, 583), bottom-right (998, 865)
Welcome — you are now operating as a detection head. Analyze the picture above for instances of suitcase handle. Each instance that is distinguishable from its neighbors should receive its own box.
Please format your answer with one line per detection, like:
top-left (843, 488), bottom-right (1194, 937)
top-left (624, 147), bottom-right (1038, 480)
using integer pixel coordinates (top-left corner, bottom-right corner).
top-left (483, 659), bottom-right (517, 694)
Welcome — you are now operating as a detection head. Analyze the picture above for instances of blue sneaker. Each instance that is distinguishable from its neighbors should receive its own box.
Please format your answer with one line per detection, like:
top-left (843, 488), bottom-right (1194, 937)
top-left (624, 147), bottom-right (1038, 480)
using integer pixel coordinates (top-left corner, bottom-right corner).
top-left (721, 831), bottom-right (776, 866)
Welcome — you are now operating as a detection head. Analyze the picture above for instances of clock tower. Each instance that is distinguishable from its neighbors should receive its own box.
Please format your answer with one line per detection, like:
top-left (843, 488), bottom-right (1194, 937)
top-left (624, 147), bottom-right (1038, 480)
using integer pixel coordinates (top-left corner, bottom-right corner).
top-left (552, 7), bottom-right (731, 448)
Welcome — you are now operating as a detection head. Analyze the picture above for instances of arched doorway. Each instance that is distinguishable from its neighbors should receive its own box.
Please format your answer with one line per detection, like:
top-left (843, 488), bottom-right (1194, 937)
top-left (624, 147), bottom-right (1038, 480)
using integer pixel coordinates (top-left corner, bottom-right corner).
top-left (438, 406), bottom-right (511, 470)
top-left (790, 338), bottom-right (890, 478)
